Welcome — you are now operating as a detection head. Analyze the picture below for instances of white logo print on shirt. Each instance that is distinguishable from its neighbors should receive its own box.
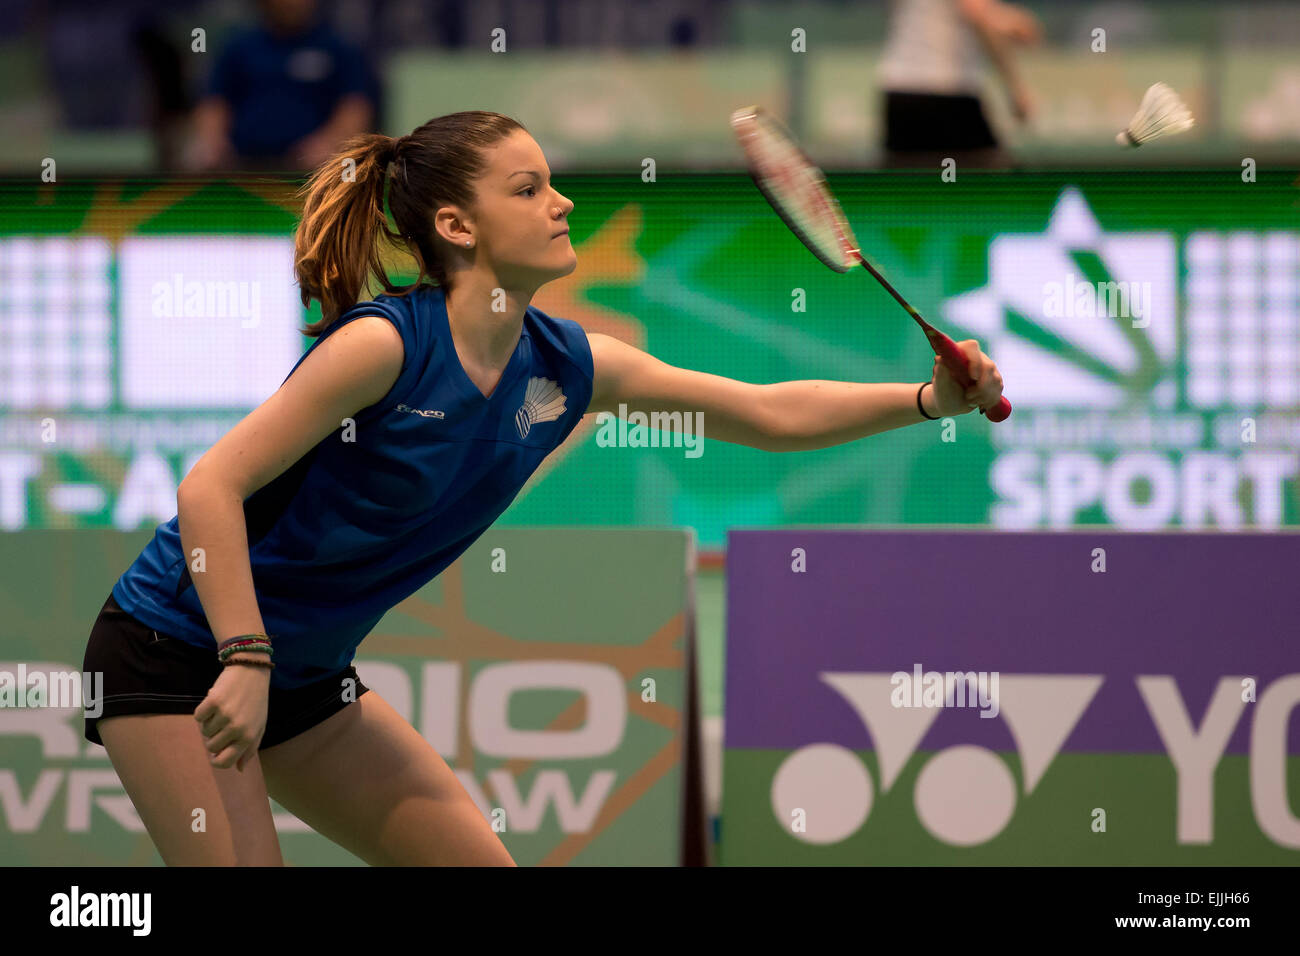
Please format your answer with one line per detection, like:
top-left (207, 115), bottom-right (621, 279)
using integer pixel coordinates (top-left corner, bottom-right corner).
top-left (514, 377), bottom-right (567, 439)
top-left (395, 403), bottom-right (445, 419)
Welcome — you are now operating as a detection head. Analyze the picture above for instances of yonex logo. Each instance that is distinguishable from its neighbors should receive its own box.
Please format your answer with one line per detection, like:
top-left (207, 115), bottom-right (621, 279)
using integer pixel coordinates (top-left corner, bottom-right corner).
top-left (773, 672), bottom-right (1300, 850)
top-left (773, 673), bottom-right (1100, 847)
top-left (395, 403), bottom-right (445, 419)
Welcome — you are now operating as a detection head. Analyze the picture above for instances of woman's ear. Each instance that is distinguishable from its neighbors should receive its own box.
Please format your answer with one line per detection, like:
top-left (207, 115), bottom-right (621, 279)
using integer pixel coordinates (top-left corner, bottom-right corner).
top-left (433, 205), bottom-right (472, 248)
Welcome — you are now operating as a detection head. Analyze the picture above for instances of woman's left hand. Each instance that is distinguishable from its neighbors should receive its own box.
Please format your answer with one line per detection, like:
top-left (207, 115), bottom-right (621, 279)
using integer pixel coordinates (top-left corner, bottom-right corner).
top-left (927, 340), bottom-right (1004, 417)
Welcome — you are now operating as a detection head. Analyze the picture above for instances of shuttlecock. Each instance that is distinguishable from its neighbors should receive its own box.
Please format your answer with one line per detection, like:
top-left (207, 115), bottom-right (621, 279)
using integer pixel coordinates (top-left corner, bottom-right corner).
top-left (1116, 82), bottom-right (1194, 147)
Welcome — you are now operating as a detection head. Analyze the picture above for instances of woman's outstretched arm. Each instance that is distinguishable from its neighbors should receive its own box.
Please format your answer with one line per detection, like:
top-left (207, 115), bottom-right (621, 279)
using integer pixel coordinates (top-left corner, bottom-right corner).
top-left (586, 332), bottom-right (1004, 454)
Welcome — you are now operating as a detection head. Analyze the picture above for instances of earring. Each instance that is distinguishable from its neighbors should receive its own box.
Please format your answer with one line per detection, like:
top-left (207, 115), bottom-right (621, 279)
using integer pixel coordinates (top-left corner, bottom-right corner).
top-left (465, 240), bottom-right (471, 247)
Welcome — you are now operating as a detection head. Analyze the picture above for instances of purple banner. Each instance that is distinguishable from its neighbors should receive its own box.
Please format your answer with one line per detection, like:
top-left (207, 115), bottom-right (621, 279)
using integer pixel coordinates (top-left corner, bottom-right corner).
top-left (725, 530), bottom-right (1299, 755)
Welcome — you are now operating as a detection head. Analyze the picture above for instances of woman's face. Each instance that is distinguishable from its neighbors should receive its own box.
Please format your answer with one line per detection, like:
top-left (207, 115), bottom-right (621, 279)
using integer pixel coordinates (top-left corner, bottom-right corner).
top-left (444, 130), bottom-right (577, 289)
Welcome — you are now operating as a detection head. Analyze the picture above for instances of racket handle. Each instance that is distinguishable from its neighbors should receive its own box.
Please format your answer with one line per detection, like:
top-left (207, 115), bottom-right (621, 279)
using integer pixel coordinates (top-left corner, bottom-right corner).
top-left (927, 329), bottom-right (1012, 423)
top-left (848, 251), bottom-right (1011, 421)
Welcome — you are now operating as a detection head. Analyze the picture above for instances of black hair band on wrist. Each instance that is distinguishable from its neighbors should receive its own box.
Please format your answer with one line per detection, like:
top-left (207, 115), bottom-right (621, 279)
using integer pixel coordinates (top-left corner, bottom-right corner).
top-left (917, 382), bottom-right (939, 420)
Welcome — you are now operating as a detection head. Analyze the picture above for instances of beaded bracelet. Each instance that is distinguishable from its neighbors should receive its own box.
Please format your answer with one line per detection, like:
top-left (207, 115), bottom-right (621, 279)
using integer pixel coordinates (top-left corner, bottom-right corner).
top-left (218, 638), bottom-right (272, 654)
top-left (217, 633), bottom-right (272, 651)
top-left (218, 641), bottom-right (273, 663)
top-left (224, 657), bottom-right (275, 671)
top-left (218, 647), bottom-right (272, 664)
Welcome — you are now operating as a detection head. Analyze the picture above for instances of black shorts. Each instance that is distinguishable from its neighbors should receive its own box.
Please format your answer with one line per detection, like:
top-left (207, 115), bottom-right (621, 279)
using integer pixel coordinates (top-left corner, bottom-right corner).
top-left (883, 90), bottom-right (999, 152)
top-left (82, 591), bottom-right (369, 750)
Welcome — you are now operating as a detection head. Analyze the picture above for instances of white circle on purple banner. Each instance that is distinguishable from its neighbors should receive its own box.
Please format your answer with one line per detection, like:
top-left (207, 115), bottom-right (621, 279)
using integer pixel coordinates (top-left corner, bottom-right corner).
top-left (772, 743), bottom-right (872, 844)
top-left (914, 745), bottom-right (1016, 846)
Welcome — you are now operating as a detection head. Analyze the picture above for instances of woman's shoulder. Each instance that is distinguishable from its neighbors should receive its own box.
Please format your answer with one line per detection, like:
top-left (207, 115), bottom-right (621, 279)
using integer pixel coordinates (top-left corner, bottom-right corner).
top-left (523, 305), bottom-right (593, 383)
top-left (366, 281), bottom-right (440, 312)
top-left (338, 284), bottom-right (438, 334)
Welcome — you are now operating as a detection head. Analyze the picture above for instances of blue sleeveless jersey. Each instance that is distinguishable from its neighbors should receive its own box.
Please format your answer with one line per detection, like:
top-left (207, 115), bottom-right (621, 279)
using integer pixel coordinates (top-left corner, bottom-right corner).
top-left (112, 285), bottom-right (593, 688)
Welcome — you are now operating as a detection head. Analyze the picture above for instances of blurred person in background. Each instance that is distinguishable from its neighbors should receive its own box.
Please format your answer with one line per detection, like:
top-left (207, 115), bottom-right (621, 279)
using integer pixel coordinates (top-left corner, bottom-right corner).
top-left (132, 16), bottom-right (195, 170)
top-left (877, 0), bottom-right (1042, 168)
top-left (184, 0), bottom-right (378, 172)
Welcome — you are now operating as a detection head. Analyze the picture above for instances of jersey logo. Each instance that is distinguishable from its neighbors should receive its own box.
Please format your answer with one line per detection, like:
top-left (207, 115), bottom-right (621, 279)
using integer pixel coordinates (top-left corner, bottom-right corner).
top-left (514, 376), bottom-right (567, 439)
top-left (395, 403), bottom-right (446, 419)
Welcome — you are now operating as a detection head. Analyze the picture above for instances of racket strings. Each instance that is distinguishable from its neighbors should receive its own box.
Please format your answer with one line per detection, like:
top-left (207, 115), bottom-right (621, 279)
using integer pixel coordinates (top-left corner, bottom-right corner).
top-left (741, 113), bottom-right (854, 271)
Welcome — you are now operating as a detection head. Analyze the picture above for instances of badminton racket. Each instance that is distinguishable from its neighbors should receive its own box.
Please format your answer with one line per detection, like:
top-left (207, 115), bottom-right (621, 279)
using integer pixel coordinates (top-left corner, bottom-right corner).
top-left (730, 105), bottom-right (1011, 422)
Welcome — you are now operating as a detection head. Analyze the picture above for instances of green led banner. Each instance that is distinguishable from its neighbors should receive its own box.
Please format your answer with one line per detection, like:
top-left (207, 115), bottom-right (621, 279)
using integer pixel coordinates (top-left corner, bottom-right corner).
top-left (0, 527), bottom-right (704, 866)
top-left (1, 171), bottom-right (1298, 545)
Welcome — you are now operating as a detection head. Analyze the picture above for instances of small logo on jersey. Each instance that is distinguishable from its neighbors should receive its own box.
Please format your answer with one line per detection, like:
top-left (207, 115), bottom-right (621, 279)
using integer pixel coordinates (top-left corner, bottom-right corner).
top-left (515, 376), bottom-right (567, 439)
top-left (396, 403), bottom-right (445, 419)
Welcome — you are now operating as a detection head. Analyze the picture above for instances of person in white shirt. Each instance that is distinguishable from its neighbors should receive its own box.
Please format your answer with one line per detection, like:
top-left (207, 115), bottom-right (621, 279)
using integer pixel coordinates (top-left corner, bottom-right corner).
top-left (877, 0), bottom-right (1042, 167)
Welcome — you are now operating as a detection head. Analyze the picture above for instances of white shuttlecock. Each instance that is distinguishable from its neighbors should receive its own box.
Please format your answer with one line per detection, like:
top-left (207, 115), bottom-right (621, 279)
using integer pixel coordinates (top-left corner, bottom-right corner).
top-left (1116, 82), bottom-right (1194, 147)
top-left (514, 376), bottom-right (567, 439)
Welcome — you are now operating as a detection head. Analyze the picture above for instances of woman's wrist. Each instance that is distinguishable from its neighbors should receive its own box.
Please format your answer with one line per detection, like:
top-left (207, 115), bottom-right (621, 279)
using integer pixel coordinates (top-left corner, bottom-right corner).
top-left (223, 655), bottom-right (274, 679)
top-left (917, 382), bottom-right (940, 420)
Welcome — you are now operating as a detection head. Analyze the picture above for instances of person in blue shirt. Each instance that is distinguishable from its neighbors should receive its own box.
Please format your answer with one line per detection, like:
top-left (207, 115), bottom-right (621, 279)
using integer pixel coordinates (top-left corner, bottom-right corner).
top-left (184, 0), bottom-right (377, 170)
top-left (84, 110), bottom-right (1004, 866)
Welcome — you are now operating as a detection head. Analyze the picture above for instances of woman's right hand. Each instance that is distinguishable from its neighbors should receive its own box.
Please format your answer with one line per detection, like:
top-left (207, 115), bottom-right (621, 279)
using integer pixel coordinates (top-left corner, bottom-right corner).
top-left (995, 3), bottom-right (1042, 45)
top-left (195, 661), bottom-right (272, 772)
top-left (1010, 83), bottom-right (1037, 123)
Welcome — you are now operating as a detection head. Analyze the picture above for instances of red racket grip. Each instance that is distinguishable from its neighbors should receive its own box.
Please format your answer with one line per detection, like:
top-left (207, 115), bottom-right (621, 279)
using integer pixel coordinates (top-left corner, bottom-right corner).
top-left (926, 328), bottom-right (1012, 423)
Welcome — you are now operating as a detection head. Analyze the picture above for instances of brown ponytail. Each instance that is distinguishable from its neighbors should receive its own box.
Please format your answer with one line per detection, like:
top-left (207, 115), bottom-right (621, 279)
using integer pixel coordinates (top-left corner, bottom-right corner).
top-left (293, 110), bottom-right (526, 337)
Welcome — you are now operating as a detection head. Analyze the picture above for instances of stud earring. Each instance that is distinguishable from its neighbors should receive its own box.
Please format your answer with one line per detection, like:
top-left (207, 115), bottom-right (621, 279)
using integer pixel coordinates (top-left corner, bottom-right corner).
top-left (465, 240), bottom-right (471, 247)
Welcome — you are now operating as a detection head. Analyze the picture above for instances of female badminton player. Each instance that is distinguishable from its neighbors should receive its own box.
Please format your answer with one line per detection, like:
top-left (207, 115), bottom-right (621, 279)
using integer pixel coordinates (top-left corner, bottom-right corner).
top-left (81, 110), bottom-right (1003, 866)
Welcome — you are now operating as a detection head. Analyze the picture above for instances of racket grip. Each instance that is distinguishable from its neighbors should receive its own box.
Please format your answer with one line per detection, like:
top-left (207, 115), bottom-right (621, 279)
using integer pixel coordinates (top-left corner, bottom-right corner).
top-left (929, 330), bottom-right (1012, 422)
